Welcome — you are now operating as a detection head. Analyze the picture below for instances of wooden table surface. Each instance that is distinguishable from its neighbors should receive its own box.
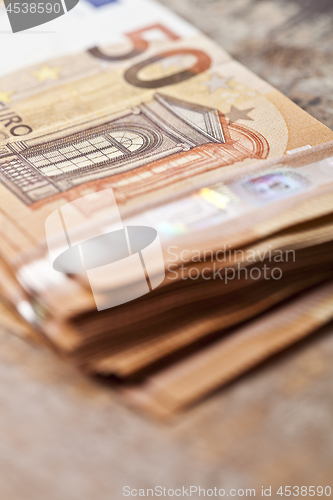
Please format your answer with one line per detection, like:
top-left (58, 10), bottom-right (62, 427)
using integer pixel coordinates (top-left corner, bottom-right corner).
top-left (1, 1), bottom-right (333, 498)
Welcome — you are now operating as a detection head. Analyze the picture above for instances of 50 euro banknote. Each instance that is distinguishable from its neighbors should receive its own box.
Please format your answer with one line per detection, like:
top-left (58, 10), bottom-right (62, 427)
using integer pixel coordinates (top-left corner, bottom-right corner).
top-left (0, 0), bottom-right (332, 264)
top-left (0, 0), bottom-right (333, 411)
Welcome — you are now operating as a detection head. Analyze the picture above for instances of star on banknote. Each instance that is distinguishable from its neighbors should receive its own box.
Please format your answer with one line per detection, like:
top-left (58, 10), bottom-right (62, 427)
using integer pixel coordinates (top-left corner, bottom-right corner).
top-left (32, 65), bottom-right (61, 82)
top-left (0, 90), bottom-right (13, 103)
top-left (202, 74), bottom-right (233, 93)
top-left (225, 105), bottom-right (255, 122)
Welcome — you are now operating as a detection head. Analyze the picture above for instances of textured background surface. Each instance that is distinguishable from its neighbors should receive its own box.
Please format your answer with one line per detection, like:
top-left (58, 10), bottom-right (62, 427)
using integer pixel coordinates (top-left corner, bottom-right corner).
top-left (160, 0), bottom-right (333, 130)
top-left (1, 1), bottom-right (333, 498)
top-left (1, 318), bottom-right (333, 499)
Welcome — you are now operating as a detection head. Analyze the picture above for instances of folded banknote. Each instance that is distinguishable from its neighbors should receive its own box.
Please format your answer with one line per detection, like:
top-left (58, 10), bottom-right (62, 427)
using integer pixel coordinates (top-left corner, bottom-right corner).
top-left (0, 0), bottom-right (333, 414)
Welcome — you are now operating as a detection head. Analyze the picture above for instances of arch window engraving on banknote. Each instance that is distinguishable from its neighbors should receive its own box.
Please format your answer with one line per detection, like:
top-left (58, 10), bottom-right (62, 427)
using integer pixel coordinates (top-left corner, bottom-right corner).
top-left (0, 94), bottom-right (269, 204)
top-left (26, 129), bottom-right (153, 177)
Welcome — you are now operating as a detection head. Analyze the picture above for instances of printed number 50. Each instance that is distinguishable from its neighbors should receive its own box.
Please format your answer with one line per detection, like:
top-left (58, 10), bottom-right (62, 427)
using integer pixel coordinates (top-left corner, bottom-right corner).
top-left (88, 23), bottom-right (211, 89)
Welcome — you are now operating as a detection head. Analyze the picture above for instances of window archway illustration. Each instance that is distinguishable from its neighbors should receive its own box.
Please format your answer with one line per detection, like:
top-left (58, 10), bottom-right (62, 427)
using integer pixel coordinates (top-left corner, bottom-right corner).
top-left (24, 126), bottom-right (159, 179)
top-left (0, 93), bottom-right (270, 205)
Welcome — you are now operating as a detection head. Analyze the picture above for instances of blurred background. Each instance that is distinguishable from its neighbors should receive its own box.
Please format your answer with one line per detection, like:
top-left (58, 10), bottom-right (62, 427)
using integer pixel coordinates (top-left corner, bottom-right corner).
top-left (161, 0), bottom-right (333, 130)
top-left (0, 1), bottom-right (332, 499)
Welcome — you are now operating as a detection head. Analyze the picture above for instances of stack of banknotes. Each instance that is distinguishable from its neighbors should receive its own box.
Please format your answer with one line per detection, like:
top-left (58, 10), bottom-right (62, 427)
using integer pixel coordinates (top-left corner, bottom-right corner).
top-left (0, 0), bottom-right (333, 417)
